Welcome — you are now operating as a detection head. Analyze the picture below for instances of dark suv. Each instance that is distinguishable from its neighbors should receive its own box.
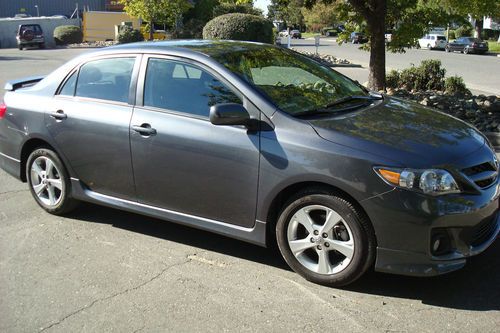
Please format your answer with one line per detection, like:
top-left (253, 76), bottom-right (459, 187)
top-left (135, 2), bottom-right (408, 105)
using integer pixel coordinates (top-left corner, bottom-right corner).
top-left (17, 24), bottom-right (45, 50)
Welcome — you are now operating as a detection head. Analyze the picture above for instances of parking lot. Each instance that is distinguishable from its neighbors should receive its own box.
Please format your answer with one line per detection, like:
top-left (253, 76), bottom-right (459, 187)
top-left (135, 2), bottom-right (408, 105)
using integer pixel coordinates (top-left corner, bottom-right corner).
top-left (1, 47), bottom-right (499, 332)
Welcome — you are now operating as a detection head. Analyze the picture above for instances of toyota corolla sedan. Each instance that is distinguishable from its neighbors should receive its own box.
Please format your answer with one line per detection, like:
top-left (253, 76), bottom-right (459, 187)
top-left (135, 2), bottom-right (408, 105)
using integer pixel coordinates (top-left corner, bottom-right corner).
top-left (1, 41), bottom-right (498, 287)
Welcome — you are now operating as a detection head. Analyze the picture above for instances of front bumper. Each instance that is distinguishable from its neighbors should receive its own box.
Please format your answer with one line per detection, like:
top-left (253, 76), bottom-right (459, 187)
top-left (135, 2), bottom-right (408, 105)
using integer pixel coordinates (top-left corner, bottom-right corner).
top-left (361, 181), bottom-right (500, 276)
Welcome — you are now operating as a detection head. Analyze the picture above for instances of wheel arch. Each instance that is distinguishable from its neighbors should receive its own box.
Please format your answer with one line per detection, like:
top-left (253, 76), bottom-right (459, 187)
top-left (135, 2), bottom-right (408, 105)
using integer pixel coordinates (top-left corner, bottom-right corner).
top-left (264, 181), bottom-right (376, 248)
top-left (20, 138), bottom-right (63, 182)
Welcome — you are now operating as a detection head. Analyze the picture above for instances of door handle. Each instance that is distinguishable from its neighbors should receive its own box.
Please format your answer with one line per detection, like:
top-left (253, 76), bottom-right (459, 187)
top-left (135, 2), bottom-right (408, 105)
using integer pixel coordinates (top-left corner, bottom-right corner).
top-left (132, 124), bottom-right (157, 136)
top-left (50, 110), bottom-right (67, 120)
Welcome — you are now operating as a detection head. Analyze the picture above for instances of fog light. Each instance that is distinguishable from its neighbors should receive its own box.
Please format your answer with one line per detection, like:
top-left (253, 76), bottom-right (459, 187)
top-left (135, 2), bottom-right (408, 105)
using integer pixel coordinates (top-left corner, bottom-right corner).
top-left (432, 238), bottom-right (441, 252)
top-left (430, 231), bottom-right (453, 256)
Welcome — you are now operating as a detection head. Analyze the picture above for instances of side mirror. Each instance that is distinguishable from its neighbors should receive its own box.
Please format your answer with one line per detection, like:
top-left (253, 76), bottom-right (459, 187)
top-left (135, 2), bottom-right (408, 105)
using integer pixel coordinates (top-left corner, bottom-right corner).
top-left (209, 103), bottom-right (250, 126)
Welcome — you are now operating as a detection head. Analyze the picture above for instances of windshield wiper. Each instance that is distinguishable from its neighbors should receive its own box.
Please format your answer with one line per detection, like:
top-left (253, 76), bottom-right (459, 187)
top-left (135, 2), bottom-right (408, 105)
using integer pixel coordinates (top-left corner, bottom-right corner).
top-left (324, 94), bottom-right (383, 109)
top-left (294, 93), bottom-right (383, 118)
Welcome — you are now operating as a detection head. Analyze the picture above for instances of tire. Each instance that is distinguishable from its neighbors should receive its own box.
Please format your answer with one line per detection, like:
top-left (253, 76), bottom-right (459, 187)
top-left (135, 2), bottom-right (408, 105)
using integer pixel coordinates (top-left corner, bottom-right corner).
top-left (464, 47), bottom-right (469, 54)
top-left (18, 45), bottom-right (23, 50)
top-left (445, 46), bottom-right (450, 53)
top-left (26, 148), bottom-right (79, 215)
top-left (427, 44), bottom-right (432, 50)
top-left (39, 43), bottom-right (45, 49)
top-left (276, 189), bottom-right (376, 287)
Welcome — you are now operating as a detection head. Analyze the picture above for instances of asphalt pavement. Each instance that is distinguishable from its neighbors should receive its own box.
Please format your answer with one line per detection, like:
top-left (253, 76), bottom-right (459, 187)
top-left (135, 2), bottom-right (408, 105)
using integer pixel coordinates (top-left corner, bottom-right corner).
top-left (294, 38), bottom-right (500, 96)
top-left (1, 47), bottom-right (499, 332)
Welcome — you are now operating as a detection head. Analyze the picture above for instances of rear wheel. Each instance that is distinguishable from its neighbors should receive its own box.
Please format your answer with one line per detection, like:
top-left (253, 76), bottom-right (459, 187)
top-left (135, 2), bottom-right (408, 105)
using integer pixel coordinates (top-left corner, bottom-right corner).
top-left (276, 190), bottom-right (375, 287)
top-left (464, 47), bottom-right (470, 54)
top-left (27, 148), bottom-right (79, 215)
top-left (445, 46), bottom-right (450, 52)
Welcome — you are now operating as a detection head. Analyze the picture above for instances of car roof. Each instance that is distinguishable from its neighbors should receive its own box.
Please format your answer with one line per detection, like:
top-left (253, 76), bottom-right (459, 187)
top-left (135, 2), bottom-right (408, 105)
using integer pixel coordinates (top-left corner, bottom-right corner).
top-left (98, 39), bottom-right (272, 59)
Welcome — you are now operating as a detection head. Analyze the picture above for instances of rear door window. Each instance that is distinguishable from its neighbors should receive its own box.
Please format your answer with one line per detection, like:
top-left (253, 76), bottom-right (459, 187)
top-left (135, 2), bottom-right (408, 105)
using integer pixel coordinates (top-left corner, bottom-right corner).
top-left (75, 57), bottom-right (135, 103)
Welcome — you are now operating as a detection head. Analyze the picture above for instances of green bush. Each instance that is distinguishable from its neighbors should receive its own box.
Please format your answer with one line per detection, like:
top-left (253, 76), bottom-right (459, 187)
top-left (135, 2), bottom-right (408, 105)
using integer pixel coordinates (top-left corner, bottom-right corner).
top-left (455, 25), bottom-right (473, 38)
top-left (53, 25), bottom-right (83, 45)
top-left (203, 13), bottom-right (274, 44)
top-left (385, 69), bottom-right (400, 89)
top-left (445, 76), bottom-right (470, 95)
top-left (117, 25), bottom-right (144, 44)
top-left (447, 30), bottom-right (455, 40)
top-left (212, 3), bottom-right (263, 17)
top-left (386, 60), bottom-right (447, 91)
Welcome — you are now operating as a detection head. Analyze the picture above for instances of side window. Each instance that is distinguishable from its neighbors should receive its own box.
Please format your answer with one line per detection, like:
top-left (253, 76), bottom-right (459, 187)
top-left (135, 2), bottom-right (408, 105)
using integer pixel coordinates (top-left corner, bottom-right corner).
top-left (75, 57), bottom-right (135, 103)
top-left (58, 71), bottom-right (77, 96)
top-left (144, 58), bottom-right (242, 118)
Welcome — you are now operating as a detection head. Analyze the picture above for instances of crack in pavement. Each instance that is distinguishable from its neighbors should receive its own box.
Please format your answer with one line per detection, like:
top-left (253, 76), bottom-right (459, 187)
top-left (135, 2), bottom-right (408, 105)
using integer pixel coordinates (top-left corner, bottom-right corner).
top-left (0, 189), bottom-right (29, 195)
top-left (39, 259), bottom-right (192, 332)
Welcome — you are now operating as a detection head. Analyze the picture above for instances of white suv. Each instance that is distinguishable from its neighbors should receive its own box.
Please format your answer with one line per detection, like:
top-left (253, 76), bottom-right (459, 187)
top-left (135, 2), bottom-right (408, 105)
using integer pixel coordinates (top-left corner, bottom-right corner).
top-left (418, 34), bottom-right (447, 50)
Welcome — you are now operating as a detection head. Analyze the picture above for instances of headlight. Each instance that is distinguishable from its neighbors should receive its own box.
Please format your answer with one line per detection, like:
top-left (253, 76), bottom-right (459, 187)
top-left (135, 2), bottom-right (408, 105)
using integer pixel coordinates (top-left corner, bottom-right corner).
top-left (374, 167), bottom-right (460, 195)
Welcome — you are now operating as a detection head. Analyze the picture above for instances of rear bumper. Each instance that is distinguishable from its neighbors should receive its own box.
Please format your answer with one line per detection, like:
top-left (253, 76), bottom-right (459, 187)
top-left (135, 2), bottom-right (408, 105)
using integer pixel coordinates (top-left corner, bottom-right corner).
top-left (0, 151), bottom-right (21, 180)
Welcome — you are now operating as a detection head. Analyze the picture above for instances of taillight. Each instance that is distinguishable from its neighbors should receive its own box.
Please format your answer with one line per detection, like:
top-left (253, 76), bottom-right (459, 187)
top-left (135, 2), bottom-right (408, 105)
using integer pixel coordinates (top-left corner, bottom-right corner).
top-left (0, 103), bottom-right (7, 119)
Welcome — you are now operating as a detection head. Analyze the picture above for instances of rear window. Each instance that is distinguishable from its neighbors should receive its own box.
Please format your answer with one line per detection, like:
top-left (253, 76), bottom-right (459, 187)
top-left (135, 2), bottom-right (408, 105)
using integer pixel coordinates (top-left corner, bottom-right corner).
top-left (20, 25), bottom-right (42, 33)
top-left (75, 57), bottom-right (135, 103)
top-left (436, 36), bottom-right (446, 41)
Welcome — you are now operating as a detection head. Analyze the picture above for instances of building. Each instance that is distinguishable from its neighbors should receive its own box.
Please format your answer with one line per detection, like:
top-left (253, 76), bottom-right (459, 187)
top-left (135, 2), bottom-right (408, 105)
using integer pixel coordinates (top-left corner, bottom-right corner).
top-left (0, 1), bottom-right (124, 19)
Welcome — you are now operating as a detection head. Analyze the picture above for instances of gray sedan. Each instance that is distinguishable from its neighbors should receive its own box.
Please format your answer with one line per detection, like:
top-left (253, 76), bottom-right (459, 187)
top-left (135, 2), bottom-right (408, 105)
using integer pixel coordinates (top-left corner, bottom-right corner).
top-left (0, 40), bottom-right (498, 286)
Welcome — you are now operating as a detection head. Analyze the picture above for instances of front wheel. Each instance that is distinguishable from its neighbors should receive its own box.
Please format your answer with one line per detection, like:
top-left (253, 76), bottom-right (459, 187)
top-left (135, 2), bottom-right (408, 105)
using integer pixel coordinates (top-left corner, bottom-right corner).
top-left (464, 47), bottom-right (470, 54)
top-left (276, 191), bottom-right (375, 287)
top-left (27, 148), bottom-right (79, 215)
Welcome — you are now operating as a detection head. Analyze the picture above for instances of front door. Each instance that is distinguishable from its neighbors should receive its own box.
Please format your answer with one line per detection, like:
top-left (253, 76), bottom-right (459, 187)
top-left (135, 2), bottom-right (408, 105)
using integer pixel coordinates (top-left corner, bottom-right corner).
top-left (46, 56), bottom-right (138, 200)
top-left (130, 57), bottom-right (260, 228)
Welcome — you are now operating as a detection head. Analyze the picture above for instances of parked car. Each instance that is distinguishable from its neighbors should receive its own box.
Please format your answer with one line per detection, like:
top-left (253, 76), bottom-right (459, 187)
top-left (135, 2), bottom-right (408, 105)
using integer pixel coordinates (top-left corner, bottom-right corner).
top-left (321, 27), bottom-right (338, 37)
top-left (1, 41), bottom-right (498, 287)
top-left (290, 29), bottom-right (302, 39)
top-left (16, 24), bottom-right (45, 50)
top-left (417, 34), bottom-right (447, 50)
top-left (350, 32), bottom-right (367, 44)
top-left (445, 37), bottom-right (489, 54)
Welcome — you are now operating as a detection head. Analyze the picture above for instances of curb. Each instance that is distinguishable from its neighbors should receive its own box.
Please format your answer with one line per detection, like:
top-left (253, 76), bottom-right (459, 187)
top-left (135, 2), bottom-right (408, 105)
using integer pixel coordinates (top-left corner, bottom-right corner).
top-left (330, 63), bottom-right (363, 68)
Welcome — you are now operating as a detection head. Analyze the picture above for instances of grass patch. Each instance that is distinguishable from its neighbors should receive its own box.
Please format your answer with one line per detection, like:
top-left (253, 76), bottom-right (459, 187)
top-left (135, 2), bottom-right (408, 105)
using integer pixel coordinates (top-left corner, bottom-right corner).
top-left (487, 41), bottom-right (500, 53)
top-left (301, 32), bottom-right (320, 39)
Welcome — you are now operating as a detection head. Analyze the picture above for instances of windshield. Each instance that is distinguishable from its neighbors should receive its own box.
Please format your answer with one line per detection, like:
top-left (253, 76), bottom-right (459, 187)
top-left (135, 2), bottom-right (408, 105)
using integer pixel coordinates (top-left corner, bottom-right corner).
top-left (207, 45), bottom-right (367, 115)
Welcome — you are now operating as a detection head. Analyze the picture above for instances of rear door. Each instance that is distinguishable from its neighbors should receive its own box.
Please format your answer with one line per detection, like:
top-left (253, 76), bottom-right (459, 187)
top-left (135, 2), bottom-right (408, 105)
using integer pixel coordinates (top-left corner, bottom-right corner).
top-left (130, 56), bottom-right (260, 228)
top-left (46, 55), bottom-right (140, 200)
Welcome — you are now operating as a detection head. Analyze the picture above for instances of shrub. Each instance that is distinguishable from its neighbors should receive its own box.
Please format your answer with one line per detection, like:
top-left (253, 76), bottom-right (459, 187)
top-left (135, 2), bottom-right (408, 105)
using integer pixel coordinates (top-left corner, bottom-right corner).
top-left (418, 59), bottom-right (445, 91)
top-left (447, 30), bottom-right (455, 40)
top-left (212, 3), bottom-right (263, 17)
top-left (385, 69), bottom-right (400, 90)
top-left (445, 76), bottom-right (470, 96)
top-left (385, 60), bottom-right (468, 95)
top-left (203, 13), bottom-right (274, 44)
top-left (117, 25), bottom-right (144, 44)
top-left (53, 25), bottom-right (83, 45)
top-left (455, 24), bottom-right (473, 38)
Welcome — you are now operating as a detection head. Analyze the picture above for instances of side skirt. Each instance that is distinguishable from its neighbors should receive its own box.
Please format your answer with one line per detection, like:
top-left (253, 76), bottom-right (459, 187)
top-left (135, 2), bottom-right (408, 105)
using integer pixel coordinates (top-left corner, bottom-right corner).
top-left (70, 178), bottom-right (267, 247)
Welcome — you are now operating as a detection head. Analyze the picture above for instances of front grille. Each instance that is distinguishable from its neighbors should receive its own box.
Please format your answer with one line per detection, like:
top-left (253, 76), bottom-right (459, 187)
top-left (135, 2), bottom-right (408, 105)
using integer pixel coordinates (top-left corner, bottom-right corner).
top-left (470, 215), bottom-right (498, 247)
top-left (462, 160), bottom-right (498, 189)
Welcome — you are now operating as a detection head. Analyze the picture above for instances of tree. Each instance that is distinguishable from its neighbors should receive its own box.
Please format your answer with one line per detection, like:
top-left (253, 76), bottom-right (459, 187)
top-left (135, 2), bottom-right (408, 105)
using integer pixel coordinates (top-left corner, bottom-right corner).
top-left (120, 0), bottom-right (191, 40)
top-left (441, 0), bottom-right (500, 38)
top-left (301, 2), bottom-right (340, 32)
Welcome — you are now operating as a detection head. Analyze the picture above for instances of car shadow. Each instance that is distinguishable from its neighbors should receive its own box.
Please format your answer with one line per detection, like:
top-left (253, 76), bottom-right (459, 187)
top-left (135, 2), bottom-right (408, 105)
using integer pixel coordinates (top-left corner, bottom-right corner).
top-left (68, 203), bottom-right (499, 311)
top-left (67, 203), bottom-right (290, 271)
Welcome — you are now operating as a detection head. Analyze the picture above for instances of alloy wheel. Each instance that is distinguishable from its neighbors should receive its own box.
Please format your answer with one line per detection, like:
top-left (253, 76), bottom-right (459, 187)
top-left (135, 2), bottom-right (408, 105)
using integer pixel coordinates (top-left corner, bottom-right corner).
top-left (30, 156), bottom-right (64, 207)
top-left (287, 205), bottom-right (354, 275)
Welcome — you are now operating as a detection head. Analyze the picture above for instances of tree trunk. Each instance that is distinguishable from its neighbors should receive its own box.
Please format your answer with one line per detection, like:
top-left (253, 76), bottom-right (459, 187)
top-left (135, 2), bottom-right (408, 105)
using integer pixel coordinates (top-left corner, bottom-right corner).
top-left (366, 1), bottom-right (387, 91)
top-left (474, 19), bottom-right (483, 39)
top-left (149, 24), bottom-right (154, 41)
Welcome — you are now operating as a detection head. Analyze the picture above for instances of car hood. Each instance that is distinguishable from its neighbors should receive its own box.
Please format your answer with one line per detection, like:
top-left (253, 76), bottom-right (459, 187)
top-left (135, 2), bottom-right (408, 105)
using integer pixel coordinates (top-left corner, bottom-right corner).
top-left (308, 96), bottom-right (486, 167)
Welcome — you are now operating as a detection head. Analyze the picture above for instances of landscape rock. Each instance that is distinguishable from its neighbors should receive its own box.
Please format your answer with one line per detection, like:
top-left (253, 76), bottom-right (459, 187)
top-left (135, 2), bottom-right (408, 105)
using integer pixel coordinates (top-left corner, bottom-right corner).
top-left (388, 89), bottom-right (500, 134)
